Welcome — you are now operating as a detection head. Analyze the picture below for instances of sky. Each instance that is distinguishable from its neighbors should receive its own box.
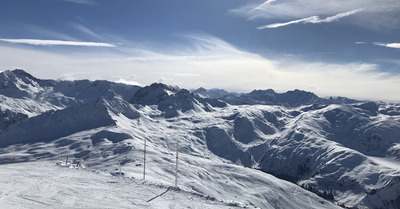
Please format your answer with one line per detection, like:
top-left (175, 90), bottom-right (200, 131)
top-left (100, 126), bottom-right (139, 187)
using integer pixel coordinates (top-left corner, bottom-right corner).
top-left (0, 0), bottom-right (400, 102)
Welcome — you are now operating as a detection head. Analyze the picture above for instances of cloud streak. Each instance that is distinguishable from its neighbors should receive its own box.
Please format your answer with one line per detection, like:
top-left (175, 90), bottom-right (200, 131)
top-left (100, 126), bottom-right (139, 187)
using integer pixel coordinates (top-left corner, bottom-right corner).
top-left (71, 23), bottom-right (103, 39)
top-left (257, 9), bottom-right (363, 29)
top-left (0, 38), bottom-right (116, 47)
top-left (63, 0), bottom-right (96, 5)
top-left (374, 42), bottom-right (400, 49)
top-left (252, 0), bottom-right (277, 11)
top-left (0, 34), bottom-right (399, 102)
top-left (232, 0), bottom-right (400, 30)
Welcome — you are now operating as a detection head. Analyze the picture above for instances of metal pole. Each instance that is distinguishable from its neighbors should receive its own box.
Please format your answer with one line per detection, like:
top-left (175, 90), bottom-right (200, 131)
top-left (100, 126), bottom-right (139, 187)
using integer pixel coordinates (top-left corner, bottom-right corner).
top-left (175, 138), bottom-right (179, 188)
top-left (143, 138), bottom-right (146, 180)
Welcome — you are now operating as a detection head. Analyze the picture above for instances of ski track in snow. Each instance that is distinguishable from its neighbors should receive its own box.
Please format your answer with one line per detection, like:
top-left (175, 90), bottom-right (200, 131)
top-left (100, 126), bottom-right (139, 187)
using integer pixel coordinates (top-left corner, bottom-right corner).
top-left (0, 106), bottom-right (342, 209)
top-left (0, 161), bottom-right (239, 209)
top-left (2, 70), bottom-right (400, 209)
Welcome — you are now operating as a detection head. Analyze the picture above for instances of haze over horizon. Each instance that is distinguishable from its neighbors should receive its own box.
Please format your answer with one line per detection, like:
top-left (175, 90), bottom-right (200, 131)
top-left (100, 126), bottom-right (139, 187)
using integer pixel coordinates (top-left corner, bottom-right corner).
top-left (1, 0), bottom-right (400, 102)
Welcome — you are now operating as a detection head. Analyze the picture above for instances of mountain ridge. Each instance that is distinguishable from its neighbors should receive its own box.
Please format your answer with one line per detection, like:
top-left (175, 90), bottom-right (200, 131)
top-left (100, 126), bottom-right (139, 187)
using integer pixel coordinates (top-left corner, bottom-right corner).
top-left (192, 87), bottom-right (361, 106)
top-left (1, 69), bottom-right (400, 209)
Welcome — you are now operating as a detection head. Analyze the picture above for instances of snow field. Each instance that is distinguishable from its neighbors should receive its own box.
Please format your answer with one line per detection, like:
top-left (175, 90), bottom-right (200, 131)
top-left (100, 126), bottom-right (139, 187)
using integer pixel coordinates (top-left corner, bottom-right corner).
top-left (2, 70), bottom-right (400, 209)
top-left (0, 161), bottom-right (242, 209)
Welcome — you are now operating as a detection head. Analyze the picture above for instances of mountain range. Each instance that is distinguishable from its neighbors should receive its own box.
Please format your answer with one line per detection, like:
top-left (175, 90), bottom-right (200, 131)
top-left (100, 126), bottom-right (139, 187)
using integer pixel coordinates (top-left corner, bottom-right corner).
top-left (1, 69), bottom-right (400, 209)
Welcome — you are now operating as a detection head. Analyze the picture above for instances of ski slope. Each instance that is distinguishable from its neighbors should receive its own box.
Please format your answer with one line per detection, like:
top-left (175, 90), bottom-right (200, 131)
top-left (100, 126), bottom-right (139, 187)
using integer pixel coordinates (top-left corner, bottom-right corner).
top-left (1, 70), bottom-right (400, 209)
top-left (0, 161), bottom-right (243, 209)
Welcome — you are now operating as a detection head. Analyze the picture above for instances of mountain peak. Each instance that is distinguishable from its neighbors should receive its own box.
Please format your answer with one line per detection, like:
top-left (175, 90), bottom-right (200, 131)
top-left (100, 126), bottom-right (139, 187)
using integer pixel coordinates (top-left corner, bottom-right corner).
top-left (249, 89), bottom-right (276, 95)
top-left (192, 87), bottom-right (207, 94)
top-left (11, 69), bottom-right (37, 79)
top-left (148, 83), bottom-right (180, 92)
top-left (284, 89), bottom-right (318, 97)
top-left (0, 69), bottom-right (42, 98)
top-left (131, 83), bottom-right (203, 117)
top-left (192, 87), bottom-right (239, 99)
top-left (0, 69), bottom-right (38, 82)
top-left (131, 83), bottom-right (180, 105)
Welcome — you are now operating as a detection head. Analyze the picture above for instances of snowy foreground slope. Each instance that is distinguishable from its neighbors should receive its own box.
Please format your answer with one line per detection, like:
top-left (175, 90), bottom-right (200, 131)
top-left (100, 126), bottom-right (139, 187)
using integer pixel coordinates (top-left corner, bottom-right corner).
top-left (1, 69), bottom-right (400, 209)
top-left (0, 161), bottom-right (242, 209)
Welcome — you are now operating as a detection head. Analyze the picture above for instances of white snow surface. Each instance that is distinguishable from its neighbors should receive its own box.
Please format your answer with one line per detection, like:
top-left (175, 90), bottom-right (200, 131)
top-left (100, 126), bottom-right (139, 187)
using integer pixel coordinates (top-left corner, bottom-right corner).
top-left (369, 156), bottom-right (400, 170)
top-left (0, 161), bottom-right (241, 209)
top-left (0, 107), bottom-right (340, 209)
top-left (1, 70), bottom-right (400, 209)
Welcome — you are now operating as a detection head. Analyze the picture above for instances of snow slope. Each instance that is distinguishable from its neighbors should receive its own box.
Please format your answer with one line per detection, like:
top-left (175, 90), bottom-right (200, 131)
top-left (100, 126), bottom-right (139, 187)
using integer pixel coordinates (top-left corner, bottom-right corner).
top-left (1, 69), bottom-right (400, 209)
top-left (0, 102), bottom-right (339, 209)
top-left (0, 161), bottom-right (241, 209)
top-left (0, 69), bottom-right (139, 129)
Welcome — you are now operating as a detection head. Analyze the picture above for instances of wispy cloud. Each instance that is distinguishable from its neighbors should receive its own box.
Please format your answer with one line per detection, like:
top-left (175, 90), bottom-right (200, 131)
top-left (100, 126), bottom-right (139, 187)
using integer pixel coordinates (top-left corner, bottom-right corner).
top-left (232, 0), bottom-right (400, 30)
top-left (28, 26), bottom-right (78, 41)
top-left (257, 9), bottom-right (363, 29)
top-left (355, 42), bottom-right (367, 45)
top-left (63, 0), bottom-right (96, 5)
top-left (0, 38), bottom-right (116, 47)
top-left (374, 42), bottom-right (400, 49)
top-left (115, 78), bottom-right (142, 86)
top-left (252, 0), bottom-right (277, 11)
top-left (71, 23), bottom-right (102, 39)
top-left (0, 34), bottom-right (399, 102)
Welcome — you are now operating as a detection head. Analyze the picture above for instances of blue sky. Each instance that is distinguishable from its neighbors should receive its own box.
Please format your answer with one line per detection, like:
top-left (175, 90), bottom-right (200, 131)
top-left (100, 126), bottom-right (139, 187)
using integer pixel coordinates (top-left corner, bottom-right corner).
top-left (1, 0), bottom-right (400, 101)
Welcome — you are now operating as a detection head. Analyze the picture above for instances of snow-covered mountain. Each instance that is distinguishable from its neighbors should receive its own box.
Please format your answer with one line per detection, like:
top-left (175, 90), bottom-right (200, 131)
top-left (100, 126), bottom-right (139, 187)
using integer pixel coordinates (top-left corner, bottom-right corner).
top-left (192, 87), bottom-right (242, 99)
top-left (0, 69), bottom-right (139, 128)
top-left (192, 87), bottom-right (360, 106)
top-left (1, 69), bottom-right (400, 209)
